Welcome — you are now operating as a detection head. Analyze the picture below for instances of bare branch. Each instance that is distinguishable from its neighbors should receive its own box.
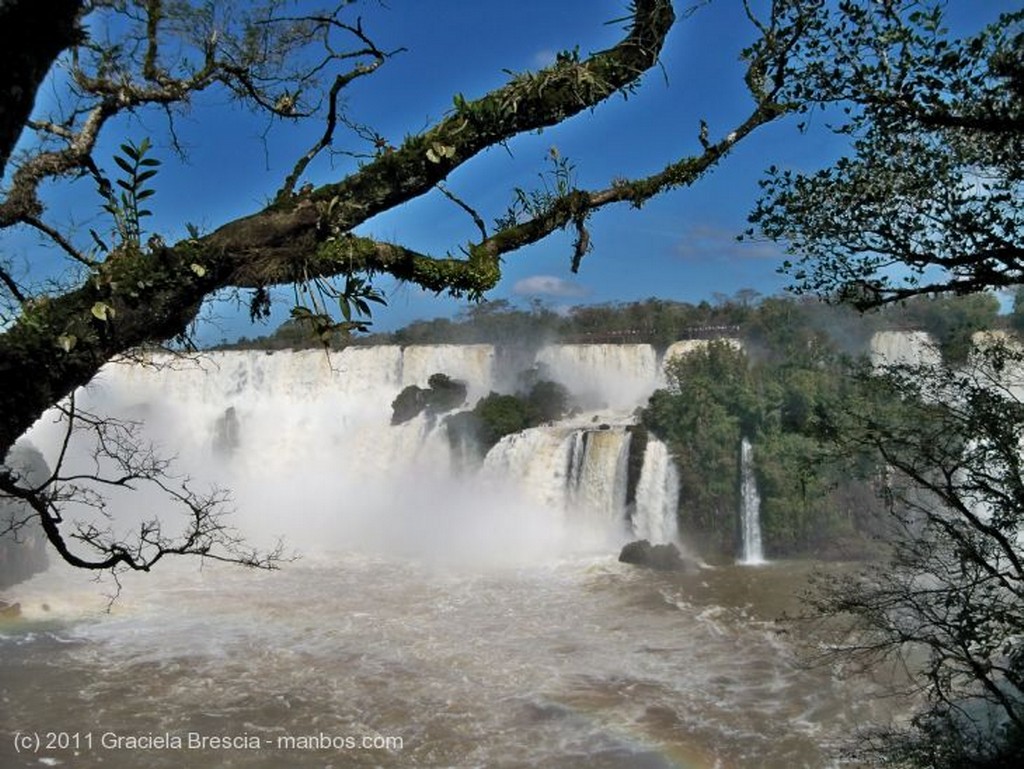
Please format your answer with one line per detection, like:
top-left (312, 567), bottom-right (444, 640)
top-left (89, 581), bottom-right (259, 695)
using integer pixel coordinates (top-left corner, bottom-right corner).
top-left (437, 183), bottom-right (488, 240)
top-left (0, 395), bottom-right (287, 574)
top-left (21, 215), bottom-right (97, 267)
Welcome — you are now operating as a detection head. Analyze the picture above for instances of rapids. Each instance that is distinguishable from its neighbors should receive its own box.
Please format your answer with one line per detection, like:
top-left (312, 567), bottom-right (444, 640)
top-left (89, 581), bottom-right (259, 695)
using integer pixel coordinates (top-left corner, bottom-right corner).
top-left (0, 341), bottom-right (906, 767)
top-left (2, 555), bottom-right (899, 769)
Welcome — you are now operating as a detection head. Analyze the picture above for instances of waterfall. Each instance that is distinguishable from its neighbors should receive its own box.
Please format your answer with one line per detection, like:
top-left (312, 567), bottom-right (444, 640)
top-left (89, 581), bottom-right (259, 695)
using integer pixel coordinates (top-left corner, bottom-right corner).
top-left (869, 330), bottom-right (941, 368)
top-left (739, 437), bottom-right (765, 565)
top-left (567, 428), bottom-right (630, 534)
top-left (482, 424), bottom-right (681, 546)
top-left (535, 344), bottom-right (659, 411)
top-left (632, 438), bottom-right (679, 544)
top-left (23, 344), bottom-right (685, 562)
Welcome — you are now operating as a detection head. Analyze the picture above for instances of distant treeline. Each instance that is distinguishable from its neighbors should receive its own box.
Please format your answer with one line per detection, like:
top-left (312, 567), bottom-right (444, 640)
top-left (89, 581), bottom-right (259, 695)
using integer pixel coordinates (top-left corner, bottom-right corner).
top-left (214, 290), bottom-right (1017, 365)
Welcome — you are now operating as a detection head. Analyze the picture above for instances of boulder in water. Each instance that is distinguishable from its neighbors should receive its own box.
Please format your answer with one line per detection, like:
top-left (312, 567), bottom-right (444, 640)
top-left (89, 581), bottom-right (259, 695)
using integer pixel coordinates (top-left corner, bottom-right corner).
top-left (618, 540), bottom-right (697, 573)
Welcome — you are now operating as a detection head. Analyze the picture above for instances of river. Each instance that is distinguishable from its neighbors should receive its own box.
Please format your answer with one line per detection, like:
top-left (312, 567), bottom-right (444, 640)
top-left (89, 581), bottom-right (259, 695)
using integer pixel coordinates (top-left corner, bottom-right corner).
top-left (1, 346), bottom-right (907, 767)
top-left (1, 555), bottom-right (897, 769)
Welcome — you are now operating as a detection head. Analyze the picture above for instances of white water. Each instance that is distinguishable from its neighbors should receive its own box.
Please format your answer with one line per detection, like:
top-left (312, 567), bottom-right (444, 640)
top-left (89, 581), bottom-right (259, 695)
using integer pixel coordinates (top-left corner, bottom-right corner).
top-left (23, 345), bottom-right (679, 561)
top-left (632, 438), bottom-right (680, 544)
top-left (1, 343), bottom-right (911, 768)
top-left (739, 437), bottom-right (765, 565)
top-left (869, 330), bottom-right (941, 368)
top-left (537, 344), bottom-right (659, 411)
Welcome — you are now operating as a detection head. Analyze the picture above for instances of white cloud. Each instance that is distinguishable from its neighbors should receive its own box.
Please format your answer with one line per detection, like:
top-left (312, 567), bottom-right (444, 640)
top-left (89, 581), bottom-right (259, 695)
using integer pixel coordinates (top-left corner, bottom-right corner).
top-left (512, 275), bottom-right (590, 298)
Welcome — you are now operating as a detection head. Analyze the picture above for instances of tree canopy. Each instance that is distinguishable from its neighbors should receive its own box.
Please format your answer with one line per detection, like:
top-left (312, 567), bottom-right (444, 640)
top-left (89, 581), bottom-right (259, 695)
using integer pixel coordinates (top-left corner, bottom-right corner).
top-left (750, 2), bottom-right (1024, 307)
top-left (807, 340), bottom-right (1024, 768)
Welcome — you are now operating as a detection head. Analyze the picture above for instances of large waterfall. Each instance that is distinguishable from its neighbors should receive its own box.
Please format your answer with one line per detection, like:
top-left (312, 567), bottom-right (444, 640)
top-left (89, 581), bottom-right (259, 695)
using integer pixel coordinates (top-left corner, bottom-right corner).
top-left (3, 341), bottom-right (904, 769)
top-left (24, 344), bottom-right (684, 562)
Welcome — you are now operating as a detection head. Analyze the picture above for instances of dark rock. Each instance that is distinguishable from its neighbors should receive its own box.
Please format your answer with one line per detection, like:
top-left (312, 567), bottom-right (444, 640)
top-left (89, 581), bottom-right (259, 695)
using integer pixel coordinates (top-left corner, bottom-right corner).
top-left (425, 373), bottom-right (468, 413)
top-left (624, 425), bottom-right (649, 507)
top-left (391, 384), bottom-right (428, 425)
top-left (213, 406), bottom-right (241, 455)
top-left (618, 539), bottom-right (698, 573)
top-left (392, 373), bottom-right (468, 425)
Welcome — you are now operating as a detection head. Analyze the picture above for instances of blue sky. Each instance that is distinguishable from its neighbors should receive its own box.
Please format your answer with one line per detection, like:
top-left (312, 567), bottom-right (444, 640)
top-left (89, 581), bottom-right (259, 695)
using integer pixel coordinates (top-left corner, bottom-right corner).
top-left (3, 1), bottom-right (1015, 343)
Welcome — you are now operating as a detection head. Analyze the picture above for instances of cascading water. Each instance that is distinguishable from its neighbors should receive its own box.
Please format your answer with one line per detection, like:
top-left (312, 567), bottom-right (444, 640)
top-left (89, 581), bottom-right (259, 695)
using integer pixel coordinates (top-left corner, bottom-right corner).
top-left (739, 437), bottom-right (765, 565)
top-left (481, 423), bottom-right (673, 548)
top-left (22, 344), bottom-right (679, 559)
top-left (2, 343), bottom-right (909, 769)
top-left (632, 438), bottom-right (680, 544)
top-left (869, 330), bottom-right (941, 368)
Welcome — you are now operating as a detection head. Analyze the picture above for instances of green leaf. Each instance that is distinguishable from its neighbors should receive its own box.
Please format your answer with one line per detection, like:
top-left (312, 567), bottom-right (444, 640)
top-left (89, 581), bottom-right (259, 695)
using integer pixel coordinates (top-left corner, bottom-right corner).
top-left (91, 301), bottom-right (115, 321)
top-left (89, 229), bottom-right (109, 253)
top-left (121, 142), bottom-right (139, 160)
top-left (139, 157), bottom-right (161, 167)
top-left (190, 263), bottom-right (207, 277)
top-left (136, 188), bottom-right (156, 200)
top-left (136, 169), bottom-right (159, 183)
top-left (114, 155), bottom-right (135, 175)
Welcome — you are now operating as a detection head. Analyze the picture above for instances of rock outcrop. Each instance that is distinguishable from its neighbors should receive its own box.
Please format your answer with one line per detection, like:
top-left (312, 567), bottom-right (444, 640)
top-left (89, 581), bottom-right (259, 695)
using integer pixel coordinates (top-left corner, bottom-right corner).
top-left (618, 539), bottom-right (698, 573)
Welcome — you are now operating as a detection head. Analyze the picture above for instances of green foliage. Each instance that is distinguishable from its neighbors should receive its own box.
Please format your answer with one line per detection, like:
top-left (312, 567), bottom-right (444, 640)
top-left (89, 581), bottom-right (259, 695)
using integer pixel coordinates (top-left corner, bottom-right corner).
top-left (287, 273), bottom-right (389, 347)
top-left (391, 373), bottom-right (468, 425)
top-left (643, 336), bottom-right (882, 559)
top-left (473, 392), bottom-right (531, 449)
top-left (752, 3), bottom-right (1024, 306)
top-left (390, 385), bottom-right (428, 426)
top-left (808, 340), bottom-right (1024, 768)
top-left (95, 138), bottom-right (161, 251)
top-left (233, 291), bottom-right (909, 353)
top-left (524, 379), bottom-right (569, 424)
top-left (338, 275), bottom-right (387, 328)
top-left (642, 343), bottom-right (748, 554)
top-left (495, 146), bottom-right (578, 231)
top-left (444, 378), bottom-right (571, 454)
top-left (426, 373), bottom-right (467, 412)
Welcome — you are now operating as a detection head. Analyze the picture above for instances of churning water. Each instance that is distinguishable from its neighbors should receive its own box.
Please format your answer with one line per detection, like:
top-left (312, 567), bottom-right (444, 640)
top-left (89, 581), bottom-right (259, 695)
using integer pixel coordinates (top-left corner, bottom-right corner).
top-left (3, 556), bottom-right (897, 769)
top-left (1, 346), bottom-right (898, 767)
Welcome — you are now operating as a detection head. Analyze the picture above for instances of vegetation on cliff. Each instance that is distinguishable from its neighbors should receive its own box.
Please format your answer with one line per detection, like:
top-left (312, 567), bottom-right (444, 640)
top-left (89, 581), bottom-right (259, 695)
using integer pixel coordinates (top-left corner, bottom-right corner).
top-left (391, 374), bottom-right (468, 425)
top-left (642, 337), bottom-right (884, 559)
top-left (445, 379), bottom-right (572, 456)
